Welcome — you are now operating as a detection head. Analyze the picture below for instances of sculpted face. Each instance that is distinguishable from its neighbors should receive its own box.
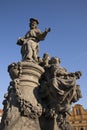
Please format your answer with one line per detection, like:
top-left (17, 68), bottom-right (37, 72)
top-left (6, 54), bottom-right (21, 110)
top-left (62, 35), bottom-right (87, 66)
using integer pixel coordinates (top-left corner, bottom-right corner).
top-left (29, 21), bottom-right (38, 29)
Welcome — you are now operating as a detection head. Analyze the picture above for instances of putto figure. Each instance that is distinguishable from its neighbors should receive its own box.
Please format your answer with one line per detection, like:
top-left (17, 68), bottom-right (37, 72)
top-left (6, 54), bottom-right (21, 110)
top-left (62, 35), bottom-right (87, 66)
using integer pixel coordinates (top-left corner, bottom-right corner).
top-left (17, 18), bottom-right (51, 61)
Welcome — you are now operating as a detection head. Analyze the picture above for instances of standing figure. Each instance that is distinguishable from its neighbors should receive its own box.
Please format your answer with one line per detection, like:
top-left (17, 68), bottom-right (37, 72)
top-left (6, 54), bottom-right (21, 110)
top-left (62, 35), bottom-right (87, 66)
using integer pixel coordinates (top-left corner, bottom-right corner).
top-left (17, 18), bottom-right (51, 61)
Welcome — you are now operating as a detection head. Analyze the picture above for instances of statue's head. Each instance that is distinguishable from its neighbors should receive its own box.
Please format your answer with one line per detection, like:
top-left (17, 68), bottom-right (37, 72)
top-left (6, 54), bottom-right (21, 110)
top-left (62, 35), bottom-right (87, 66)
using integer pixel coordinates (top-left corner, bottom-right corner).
top-left (29, 18), bottom-right (39, 29)
top-left (30, 18), bottom-right (39, 24)
top-left (43, 53), bottom-right (50, 60)
top-left (50, 57), bottom-right (61, 65)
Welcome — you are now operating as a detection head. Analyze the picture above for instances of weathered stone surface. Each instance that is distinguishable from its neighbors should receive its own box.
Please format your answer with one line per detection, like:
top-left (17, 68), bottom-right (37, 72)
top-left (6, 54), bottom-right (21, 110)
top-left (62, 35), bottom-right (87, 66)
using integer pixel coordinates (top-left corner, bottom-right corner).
top-left (0, 61), bottom-right (44, 130)
top-left (0, 18), bottom-right (82, 130)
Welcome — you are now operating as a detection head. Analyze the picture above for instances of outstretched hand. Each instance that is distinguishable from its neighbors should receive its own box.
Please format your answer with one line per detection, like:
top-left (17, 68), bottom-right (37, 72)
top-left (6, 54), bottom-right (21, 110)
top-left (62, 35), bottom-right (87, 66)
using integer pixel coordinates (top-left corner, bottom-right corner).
top-left (45, 28), bottom-right (51, 33)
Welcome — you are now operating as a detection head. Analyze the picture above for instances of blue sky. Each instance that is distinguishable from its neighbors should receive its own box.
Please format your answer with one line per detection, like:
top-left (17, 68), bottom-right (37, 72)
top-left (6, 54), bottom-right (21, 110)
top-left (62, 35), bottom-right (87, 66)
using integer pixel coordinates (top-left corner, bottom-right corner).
top-left (0, 0), bottom-right (87, 109)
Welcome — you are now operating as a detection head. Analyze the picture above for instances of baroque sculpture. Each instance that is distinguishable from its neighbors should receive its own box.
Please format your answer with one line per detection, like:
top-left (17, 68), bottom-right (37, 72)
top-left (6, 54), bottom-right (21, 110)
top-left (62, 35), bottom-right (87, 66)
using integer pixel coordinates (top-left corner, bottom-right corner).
top-left (0, 18), bottom-right (82, 130)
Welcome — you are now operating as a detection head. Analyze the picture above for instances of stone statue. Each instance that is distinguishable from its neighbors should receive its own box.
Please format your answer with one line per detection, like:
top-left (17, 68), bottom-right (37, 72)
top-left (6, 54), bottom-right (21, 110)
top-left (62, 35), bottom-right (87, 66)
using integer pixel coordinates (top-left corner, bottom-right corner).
top-left (39, 56), bottom-right (82, 130)
top-left (0, 18), bottom-right (82, 130)
top-left (17, 18), bottom-right (51, 62)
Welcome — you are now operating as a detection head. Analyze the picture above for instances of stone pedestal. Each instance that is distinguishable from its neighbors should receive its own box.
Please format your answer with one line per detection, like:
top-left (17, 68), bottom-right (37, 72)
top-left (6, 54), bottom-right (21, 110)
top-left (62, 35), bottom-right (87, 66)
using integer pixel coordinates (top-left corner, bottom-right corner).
top-left (0, 59), bottom-right (82, 130)
top-left (0, 61), bottom-right (44, 130)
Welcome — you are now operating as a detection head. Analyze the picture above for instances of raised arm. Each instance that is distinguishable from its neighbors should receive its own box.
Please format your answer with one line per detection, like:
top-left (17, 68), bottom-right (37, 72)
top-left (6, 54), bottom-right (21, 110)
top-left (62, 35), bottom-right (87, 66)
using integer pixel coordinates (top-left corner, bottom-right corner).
top-left (37, 27), bottom-right (51, 41)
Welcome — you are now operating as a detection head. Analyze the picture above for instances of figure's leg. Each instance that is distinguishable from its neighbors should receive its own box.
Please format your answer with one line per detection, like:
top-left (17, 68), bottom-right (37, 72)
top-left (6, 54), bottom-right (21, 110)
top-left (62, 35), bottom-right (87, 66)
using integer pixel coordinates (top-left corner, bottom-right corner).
top-left (31, 42), bottom-right (39, 61)
top-left (26, 42), bottom-right (33, 60)
top-left (33, 45), bottom-right (39, 61)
